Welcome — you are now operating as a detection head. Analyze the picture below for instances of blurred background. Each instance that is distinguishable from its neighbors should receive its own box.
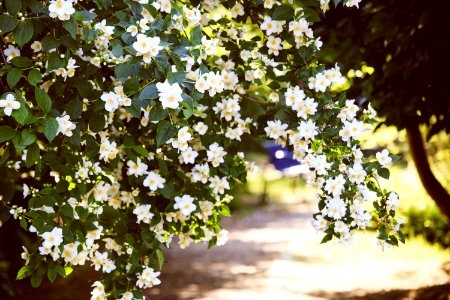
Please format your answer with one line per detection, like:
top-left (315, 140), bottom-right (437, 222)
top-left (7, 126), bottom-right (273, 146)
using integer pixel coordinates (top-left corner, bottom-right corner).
top-left (1, 0), bottom-right (450, 299)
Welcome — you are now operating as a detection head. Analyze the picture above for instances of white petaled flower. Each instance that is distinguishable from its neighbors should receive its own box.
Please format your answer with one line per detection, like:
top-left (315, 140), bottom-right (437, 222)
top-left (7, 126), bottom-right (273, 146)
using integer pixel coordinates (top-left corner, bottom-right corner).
top-left (56, 114), bottom-right (76, 137)
top-left (376, 149), bottom-right (392, 166)
top-left (100, 92), bottom-right (119, 113)
top-left (132, 34), bottom-right (163, 62)
top-left (4, 45), bottom-right (21, 62)
top-left (133, 204), bottom-right (154, 224)
top-left (143, 171), bottom-right (166, 191)
top-left (48, 0), bottom-right (75, 21)
top-left (174, 194), bottom-right (196, 216)
top-left (193, 122), bottom-right (208, 135)
top-left (386, 192), bottom-right (399, 212)
top-left (216, 229), bottom-right (228, 246)
top-left (136, 267), bottom-right (161, 289)
top-left (0, 94), bottom-right (20, 116)
top-left (31, 41), bottom-right (42, 52)
top-left (41, 227), bottom-right (64, 248)
top-left (127, 158), bottom-right (148, 177)
top-left (126, 25), bottom-right (139, 37)
top-left (180, 147), bottom-right (198, 164)
top-left (156, 80), bottom-right (183, 109)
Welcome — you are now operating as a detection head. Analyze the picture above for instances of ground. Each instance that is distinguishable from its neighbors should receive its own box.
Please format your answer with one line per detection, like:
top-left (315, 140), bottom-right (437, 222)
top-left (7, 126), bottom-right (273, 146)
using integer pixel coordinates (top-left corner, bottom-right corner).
top-left (146, 202), bottom-right (450, 300)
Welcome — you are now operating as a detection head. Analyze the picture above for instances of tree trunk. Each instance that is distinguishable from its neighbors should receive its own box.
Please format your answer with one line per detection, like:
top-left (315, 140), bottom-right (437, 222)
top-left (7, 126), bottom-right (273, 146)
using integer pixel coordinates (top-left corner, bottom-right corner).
top-left (406, 125), bottom-right (450, 222)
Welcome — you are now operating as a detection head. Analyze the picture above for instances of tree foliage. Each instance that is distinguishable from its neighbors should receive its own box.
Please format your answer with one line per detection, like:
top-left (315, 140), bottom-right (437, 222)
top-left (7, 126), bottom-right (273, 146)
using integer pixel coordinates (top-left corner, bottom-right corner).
top-left (0, 0), bottom-right (402, 298)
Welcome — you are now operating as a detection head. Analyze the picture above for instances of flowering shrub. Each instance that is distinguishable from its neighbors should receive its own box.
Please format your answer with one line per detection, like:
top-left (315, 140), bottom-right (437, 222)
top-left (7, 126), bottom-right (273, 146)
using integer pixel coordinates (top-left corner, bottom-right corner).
top-left (0, 0), bottom-right (403, 298)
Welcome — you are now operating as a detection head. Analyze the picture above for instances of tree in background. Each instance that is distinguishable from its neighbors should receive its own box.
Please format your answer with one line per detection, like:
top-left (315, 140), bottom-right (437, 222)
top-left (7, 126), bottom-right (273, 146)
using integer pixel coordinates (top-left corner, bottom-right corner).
top-left (318, 0), bottom-right (450, 220)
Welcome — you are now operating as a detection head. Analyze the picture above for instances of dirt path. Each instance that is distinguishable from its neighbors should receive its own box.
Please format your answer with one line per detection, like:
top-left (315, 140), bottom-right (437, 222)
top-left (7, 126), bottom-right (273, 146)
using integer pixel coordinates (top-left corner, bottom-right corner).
top-left (146, 203), bottom-right (450, 300)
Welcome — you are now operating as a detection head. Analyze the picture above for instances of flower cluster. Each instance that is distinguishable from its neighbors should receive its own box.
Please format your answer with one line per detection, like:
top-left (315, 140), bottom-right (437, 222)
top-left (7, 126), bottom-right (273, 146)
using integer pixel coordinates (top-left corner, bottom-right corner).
top-left (0, 0), bottom-right (402, 298)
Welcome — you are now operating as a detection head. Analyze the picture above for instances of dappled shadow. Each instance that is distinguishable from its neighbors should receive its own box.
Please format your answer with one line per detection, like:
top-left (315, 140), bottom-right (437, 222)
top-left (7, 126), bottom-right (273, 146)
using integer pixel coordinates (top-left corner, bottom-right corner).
top-left (310, 284), bottom-right (450, 300)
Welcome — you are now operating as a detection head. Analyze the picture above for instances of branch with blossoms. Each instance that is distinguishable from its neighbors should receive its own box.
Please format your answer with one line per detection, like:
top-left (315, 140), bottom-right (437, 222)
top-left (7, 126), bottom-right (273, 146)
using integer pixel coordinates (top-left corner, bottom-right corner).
top-left (0, 0), bottom-right (402, 298)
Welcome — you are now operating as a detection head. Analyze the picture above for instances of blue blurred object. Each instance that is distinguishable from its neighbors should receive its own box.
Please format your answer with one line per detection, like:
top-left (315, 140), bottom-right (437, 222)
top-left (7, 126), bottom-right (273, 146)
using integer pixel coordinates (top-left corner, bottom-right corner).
top-left (262, 141), bottom-right (309, 177)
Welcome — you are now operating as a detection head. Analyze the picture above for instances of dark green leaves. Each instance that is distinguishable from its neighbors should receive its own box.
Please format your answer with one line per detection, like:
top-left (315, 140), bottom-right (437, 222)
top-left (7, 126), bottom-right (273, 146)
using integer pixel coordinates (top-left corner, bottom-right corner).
top-left (7, 68), bottom-right (22, 88)
top-left (377, 167), bottom-right (390, 180)
top-left (63, 17), bottom-right (78, 39)
top-left (272, 5), bottom-right (294, 21)
top-left (0, 126), bottom-right (17, 142)
top-left (156, 120), bottom-right (176, 147)
top-left (28, 69), bottom-right (42, 86)
top-left (13, 22), bottom-right (34, 47)
top-left (26, 143), bottom-right (40, 167)
top-left (0, 14), bottom-right (18, 33)
top-left (139, 84), bottom-right (158, 100)
top-left (35, 87), bottom-right (52, 114)
top-left (6, 0), bottom-right (22, 15)
top-left (43, 117), bottom-right (59, 142)
top-left (11, 56), bottom-right (32, 68)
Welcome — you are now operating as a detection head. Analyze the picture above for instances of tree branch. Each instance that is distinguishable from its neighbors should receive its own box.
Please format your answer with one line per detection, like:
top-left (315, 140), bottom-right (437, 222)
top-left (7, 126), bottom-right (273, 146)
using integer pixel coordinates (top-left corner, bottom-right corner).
top-left (407, 125), bottom-right (450, 222)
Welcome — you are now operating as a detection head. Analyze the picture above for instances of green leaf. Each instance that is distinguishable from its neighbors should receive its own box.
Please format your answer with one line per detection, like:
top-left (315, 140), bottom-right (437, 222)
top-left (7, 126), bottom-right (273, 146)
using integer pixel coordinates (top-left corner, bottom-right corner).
top-left (11, 56), bottom-right (32, 68)
top-left (156, 120), bottom-right (176, 147)
top-left (26, 143), bottom-right (39, 167)
top-left (88, 115), bottom-right (105, 132)
top-left (11, 99), bottom-right (28, 124)
top-left (46, 52), bottom-right (65, 72)
top-left (377, 167), bottom-right (390, 180)
top-left (47, 266), bottom-right (58, 283)
top-left (139, 84), bottom-right (158, 100)
top-left (43, 117), bottom-right (59, 142)
top-left (73, 10), bottom-right (97, 21)
top-left (111, 39), bottom-right (123, 58)
top-left (63, 17), bottom-right (78, 39)
top-left (272, 5), bottom-right (294, 21)
top-left (13, 22), bottom-right (34, 47)
top-left (0, 126), bottom-right (17, 142)
top-left (7, 68), bottom-right (22, 88)
top-left (30, 272), bottom-right (42, 288)
top-left (64, 266), bottom-right (73, 276)
top-left (220, 205), bottom-right (231, 217)
top-left (320, 234), bottom-right (333, 244)
top-left (167, 71), bottom-right (186, 84)
top-left (16, 265), bottom-right (32, 280)
top-left (21, 129), bottom-right (36, 146)
top-left (0, 14), bottom-right (18, 33)
top-left (149, 106), bottom-right (168, 121)
top-left (35, 87), bottom-right (52, 114)
top-left (6, 0), bottom-right (22, 15)
top-left (27, 69), bottom-right (42, 86)
top-left (156, 249), bottom-right (164, 270)
top-left (131, 145), bottom-right (149, 157)
top-left (190, 26), bottom-right (202, 42)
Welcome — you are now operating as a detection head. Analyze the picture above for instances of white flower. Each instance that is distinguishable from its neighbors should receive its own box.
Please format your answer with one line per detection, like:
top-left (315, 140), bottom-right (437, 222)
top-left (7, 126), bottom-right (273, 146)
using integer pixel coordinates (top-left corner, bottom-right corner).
top-left (100, 92), bottom-right (119, 113)
top-left (230, 3), bottom-right (245, 18)
top-left (216, 229), bottom-right (228, 246)
top-left (56, 114), bottom-right (76, 137)
top-left (174, 194), bottom-right (196, 216)
top-left (180, 147), bottom-right (198, 164)
top-left (127, 158), bottom-right (148, 177)
top-left (126, 25), bottom-right (139, 37)
top-left (136, 267), bottom-right (161, 289)
top-left (41, 227), bottom-right (63, 248)
top-left (206, 142), bottom-right (227, 167)
top-left (0, 94), bottom-right (20, 116)
top-left (193, 122), bottom-right (208, 135)
top-left (133, 204), bottom-right (154, 224)
top-left (143, 171), bottom-right (165, 191)
top-left (156, 80), bottom-right (183, 109)
top-left (48, 0), bottom-right (75, 21)
top-left (31, 41), bottom-right (42, 52)
top-left (386, 192), bottom-right (399, 212)
top-left (376, 149), bottom-right (392, 166)
top-left (4, 45), bottom-right (20, 62)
